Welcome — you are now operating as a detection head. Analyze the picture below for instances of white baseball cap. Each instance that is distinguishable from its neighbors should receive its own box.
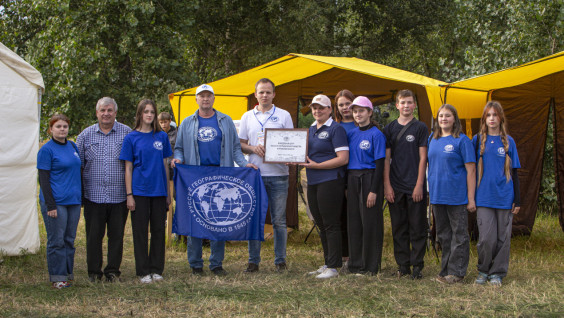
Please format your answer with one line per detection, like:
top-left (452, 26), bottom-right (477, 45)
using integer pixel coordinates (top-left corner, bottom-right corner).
top-left (309, 94), bottom-right (331, 108)
top-left (196, 84), bottom-right (214, 95)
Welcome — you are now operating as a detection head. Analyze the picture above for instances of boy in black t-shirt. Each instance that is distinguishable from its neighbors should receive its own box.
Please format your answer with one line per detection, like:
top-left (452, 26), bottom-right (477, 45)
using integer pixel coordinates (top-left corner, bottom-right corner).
top-left (383, 89), bottom-right (429, 279)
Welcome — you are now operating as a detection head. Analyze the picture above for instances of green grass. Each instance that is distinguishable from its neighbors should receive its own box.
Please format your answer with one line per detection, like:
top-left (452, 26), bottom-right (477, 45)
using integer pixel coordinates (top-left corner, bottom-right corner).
top-left (1, 204), bottom-right (563, 317)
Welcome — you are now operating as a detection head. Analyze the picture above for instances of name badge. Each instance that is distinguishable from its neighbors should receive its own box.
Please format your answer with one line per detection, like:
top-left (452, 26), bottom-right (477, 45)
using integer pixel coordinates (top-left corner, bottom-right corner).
top-left (257, 131), bottom-right (265, 146)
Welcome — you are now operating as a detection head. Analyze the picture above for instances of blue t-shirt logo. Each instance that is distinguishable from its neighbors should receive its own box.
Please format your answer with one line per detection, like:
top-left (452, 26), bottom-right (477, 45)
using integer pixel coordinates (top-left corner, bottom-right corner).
top-left (270, 116), bottom-right (279, 122)
top-left (198, 127), bottom-right (218, 142)
top-left (318, 131), bottom-right (329, 140)
top-left (406, 135), bottom-right (415, 142)
top-left (497, 147), bottom-right (505, 156)
top-left (359, 140), bottom-right (371, 150)
top-left (153, 140), bottom-right (163, 150)
top-left (73, 151), bottom-right (80, 158)
top-left (443, 144), bottom-right (454, 153)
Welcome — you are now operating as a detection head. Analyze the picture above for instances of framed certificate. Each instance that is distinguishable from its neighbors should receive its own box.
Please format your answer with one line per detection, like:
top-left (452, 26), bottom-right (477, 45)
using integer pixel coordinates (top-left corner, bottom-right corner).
top-left (263, 128), bottom-right (309, 163)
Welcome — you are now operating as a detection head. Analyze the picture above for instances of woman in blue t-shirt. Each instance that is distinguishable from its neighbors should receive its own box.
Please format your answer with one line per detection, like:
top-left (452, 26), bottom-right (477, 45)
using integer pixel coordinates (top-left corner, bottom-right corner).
top-left (302, 94), bottom-right (349, 279)
top-left (120, 99), bottom-right (172, 284)
top-left (472, 101), bottom-right (520, 287)
top-left (427, 104), bottom-right (476, 284)
top-left (346, 96), bottom-right (386, 275)
top-left (37, 114), bottom-right (82, 289)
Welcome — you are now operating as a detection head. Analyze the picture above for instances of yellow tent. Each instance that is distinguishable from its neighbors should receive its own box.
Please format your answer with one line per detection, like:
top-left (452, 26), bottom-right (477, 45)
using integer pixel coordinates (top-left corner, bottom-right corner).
top-left (169, 53), bottom-right (446, 227)
top-left (440, 51), bottom-right (564, 234)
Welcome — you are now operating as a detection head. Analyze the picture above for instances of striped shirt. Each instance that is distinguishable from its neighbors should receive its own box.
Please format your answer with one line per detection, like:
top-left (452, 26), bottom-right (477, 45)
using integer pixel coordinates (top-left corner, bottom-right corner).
top-left (76, 122), bottom-right (132, 204)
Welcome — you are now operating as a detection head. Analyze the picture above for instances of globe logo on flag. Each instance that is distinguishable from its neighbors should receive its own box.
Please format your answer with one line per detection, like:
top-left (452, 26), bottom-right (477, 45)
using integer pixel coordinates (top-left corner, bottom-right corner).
top-left (189, 180), bottom-right (254, 226)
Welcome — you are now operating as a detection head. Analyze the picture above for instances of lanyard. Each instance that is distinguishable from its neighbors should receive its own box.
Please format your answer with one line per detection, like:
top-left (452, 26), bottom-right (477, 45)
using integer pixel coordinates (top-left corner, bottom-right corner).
top-left (253, 106), bottom-right (276, 132)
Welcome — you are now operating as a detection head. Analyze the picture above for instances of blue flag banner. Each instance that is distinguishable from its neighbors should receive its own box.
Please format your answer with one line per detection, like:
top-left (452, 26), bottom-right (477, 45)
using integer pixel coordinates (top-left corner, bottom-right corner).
top-left (173, 164), bottom-right (268, 241)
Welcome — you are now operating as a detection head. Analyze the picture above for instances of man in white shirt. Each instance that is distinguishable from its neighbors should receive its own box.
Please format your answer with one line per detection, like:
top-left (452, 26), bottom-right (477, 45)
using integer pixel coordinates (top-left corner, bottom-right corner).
top-left (238, 78), bottom-right (294, 272)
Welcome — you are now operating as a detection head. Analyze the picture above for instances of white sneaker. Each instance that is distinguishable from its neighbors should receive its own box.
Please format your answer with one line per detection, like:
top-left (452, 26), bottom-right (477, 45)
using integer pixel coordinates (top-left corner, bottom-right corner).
top-left (316, 268), bottom-right (339, 279)
top-left (139, 275), bottom-right (153, 284)
top-left (152, 273), bottom-right (164, 282)
top-left (308, 265), bottom-right (327, 275)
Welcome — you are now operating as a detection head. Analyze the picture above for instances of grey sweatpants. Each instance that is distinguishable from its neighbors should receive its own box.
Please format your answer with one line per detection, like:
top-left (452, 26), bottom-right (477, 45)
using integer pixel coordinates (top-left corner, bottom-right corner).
top-left (433, 204), bottom-right (469, 277)
top-left (476, 207), bottom-right (513, 278)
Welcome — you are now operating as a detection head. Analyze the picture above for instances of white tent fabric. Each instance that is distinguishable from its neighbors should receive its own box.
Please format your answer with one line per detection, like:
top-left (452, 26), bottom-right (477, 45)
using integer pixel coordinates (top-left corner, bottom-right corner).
top-left (0, 42), bottom-right (43, 256)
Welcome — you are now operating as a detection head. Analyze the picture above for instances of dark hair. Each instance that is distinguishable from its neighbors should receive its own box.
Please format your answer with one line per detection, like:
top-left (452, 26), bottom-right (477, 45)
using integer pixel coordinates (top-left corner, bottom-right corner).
top-left (477, 100), bottom-right (512, 185)
top-left (134, 99), bottom-right (161, 133)
top-left (334, 89), bottom-right (355, 123)
top-left (396, 89), bottom-right (416, 104)
top-left (432, 104), bottom-right (462, 139)
top-left (255, 78), bottom-right (275, 92)
top-left (158, 112), bottom-right (172, 121)
top-left (47, 114), bottom-right (70, 135)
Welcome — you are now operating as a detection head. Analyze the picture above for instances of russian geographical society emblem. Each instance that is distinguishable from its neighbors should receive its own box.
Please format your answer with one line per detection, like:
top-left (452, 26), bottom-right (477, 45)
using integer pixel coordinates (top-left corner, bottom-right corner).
top-left (444, 144), bottom-right (454, 153)
top-left (153, 140), bottom-right (163, 150)
top-left (187, 176), bottom-right (256, 233)
top-left (318, 131), bottom-right (329, 139)
top-left (497, 147), bottom-right (506, 156)
top-left (359, 140), bottom-right (371, 150)
top-left (198, 127), bottom-right (218, 142)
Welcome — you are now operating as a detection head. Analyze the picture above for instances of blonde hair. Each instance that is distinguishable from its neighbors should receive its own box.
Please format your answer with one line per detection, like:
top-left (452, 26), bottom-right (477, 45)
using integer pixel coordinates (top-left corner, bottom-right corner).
top-left (477, 101), bottom-right (512, 186)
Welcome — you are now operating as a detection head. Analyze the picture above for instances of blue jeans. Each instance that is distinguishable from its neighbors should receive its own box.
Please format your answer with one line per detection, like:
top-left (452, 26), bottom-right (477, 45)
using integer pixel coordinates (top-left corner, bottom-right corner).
top-left (40, 201), bottom-right (81, 282)
top-left (248, 175), bottom-right (288, 265)
top-left (187, 237), bottom-right (225, 270)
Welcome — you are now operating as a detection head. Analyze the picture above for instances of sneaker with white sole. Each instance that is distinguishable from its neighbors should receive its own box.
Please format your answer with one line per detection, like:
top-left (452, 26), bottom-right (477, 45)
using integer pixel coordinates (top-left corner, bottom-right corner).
top-left (52, 281), bottom-right (70, 289)
top-left (316, 268), bottom-right (338, 279)
top-left (139, 275), bottom-right (152, 284)
top-left (307, 265), bottom-right (327, 276)
top-left (151, 273), bottom-right (164, 282)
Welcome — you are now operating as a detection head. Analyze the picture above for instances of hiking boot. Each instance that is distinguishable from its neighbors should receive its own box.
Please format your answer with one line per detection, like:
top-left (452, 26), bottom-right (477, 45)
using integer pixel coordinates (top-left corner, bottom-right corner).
top-left (212, 267), bottom-right (227, 276)
top-left (275, 262), bottom-right (287, 273)
top-left (474, 272), bottom-right (488, 285)
top-left (191, 267), bottom-right (203, 275)
top-left (244, 263), bottom-right (259, 273)
top-left (316, 268), bottom-right (338, 279)
top-left (308, 265), bottom-right (327, 276)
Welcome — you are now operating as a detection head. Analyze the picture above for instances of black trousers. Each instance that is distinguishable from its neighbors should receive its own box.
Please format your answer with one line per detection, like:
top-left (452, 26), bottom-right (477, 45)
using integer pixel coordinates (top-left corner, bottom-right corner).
top-left (307, 177), bottom-right (345, 269)
top-left (131, 196), bottom-right (167, 277)
top-left (84, 200), bottom-right (129, 278)
top-left (347, 170), bottom-right (384, 274)
top-left (389, 192), bottom-right (428, 271)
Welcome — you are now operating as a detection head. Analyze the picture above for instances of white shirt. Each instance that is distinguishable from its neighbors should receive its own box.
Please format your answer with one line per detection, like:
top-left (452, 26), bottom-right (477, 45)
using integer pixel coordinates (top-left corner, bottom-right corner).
top-left (238, 105), bottom-right (294, 176)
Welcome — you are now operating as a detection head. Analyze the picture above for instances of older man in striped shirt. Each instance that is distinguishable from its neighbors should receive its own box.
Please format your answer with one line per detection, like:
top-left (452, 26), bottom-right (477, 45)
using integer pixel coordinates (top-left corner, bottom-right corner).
top-left (76, 97), bottom-right (131, 283)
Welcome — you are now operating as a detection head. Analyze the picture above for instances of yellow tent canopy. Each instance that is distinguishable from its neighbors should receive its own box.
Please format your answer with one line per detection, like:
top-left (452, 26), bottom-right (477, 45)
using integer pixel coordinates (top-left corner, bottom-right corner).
top-left (169, 53), bottom-right (446, 227)
top-left (441, 51), bottom-right (564, 234)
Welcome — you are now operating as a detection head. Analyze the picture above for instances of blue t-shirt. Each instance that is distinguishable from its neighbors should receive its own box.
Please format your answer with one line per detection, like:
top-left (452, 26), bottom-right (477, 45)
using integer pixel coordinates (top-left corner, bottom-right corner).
top-left (472, 134), bottom-right (521, 209)
top-left (119, 130), bottom-right (172, 197)
top-left (339, 121), bottom-right (357, 133)
top-left (428, 134), bottom-right (476, 205)
top-left (347, 126), bottom-right (386, 170)
top-left (306, 120), bottom-right (349, 185)
top-left (37, 140), bottom-right (82, 205)
top-left (197, 114), bottom-right (222, 166)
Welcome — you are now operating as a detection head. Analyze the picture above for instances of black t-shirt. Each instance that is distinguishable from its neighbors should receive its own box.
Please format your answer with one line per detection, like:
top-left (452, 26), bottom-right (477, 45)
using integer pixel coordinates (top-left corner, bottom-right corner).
top-left (383, 119), bottom-right (429, 194)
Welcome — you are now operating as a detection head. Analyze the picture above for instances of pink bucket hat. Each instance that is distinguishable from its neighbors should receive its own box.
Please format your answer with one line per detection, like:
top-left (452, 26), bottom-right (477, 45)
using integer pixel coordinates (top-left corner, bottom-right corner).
top-left (348, 96), bottom-right (373, 110)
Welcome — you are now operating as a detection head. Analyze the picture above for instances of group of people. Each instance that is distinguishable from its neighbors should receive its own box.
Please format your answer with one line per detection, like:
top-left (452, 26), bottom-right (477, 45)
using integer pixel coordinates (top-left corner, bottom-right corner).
top-left (37, 78), bottom-right (520, 289)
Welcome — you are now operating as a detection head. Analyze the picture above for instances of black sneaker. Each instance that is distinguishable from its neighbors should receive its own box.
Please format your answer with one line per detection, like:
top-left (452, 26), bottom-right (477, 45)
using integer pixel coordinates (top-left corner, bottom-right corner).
top-left (275, 262), bottom-right (287, 273)
top-left (411, 267), bottom-right (423, 280)
top-left (191, 267), bottom-right (204, 275)
top-left (211, 267), bottom-right (227, 276)
top-left (244, 263), bottom-right (259, 273)
top-left (106, 273), bottom-right (120, 283)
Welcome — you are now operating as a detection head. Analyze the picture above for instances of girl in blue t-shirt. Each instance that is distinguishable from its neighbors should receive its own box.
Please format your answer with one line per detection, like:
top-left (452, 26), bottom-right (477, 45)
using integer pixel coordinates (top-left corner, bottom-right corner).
top-left (346, 96), bottom-right (386, 275)
top-left (334, 89), bottom-right (356, 269)
top-left (428, 104), bottom-right (476, 284)
top-left (37, 114), bottom-right (82, 289)
top-left (120, 99), bottom-right (172, 284)
top-left (472, 101), bottom-right (521, 287)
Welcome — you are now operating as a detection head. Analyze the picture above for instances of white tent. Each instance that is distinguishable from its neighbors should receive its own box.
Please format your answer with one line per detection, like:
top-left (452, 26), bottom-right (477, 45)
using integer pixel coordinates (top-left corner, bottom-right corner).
top-left (0, 42), bottom-right (44, 256)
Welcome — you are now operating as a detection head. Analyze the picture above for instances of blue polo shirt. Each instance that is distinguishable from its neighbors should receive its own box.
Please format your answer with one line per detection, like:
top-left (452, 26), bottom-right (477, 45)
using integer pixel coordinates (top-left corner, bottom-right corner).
top-left (197, 114), bottom-right (222, 166)
top-left (428, 133), bottom-right (475, 205)
top-left (472, 134), bottom-right (520, 209)
top-left (306, 118), bottom-right (349, 185)
top-left (119, 130), bottom-right (172, 197)
top-left (37, 139), bottom-right (82, 205)
top-left (347, 126), bottom-right (386, 170)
